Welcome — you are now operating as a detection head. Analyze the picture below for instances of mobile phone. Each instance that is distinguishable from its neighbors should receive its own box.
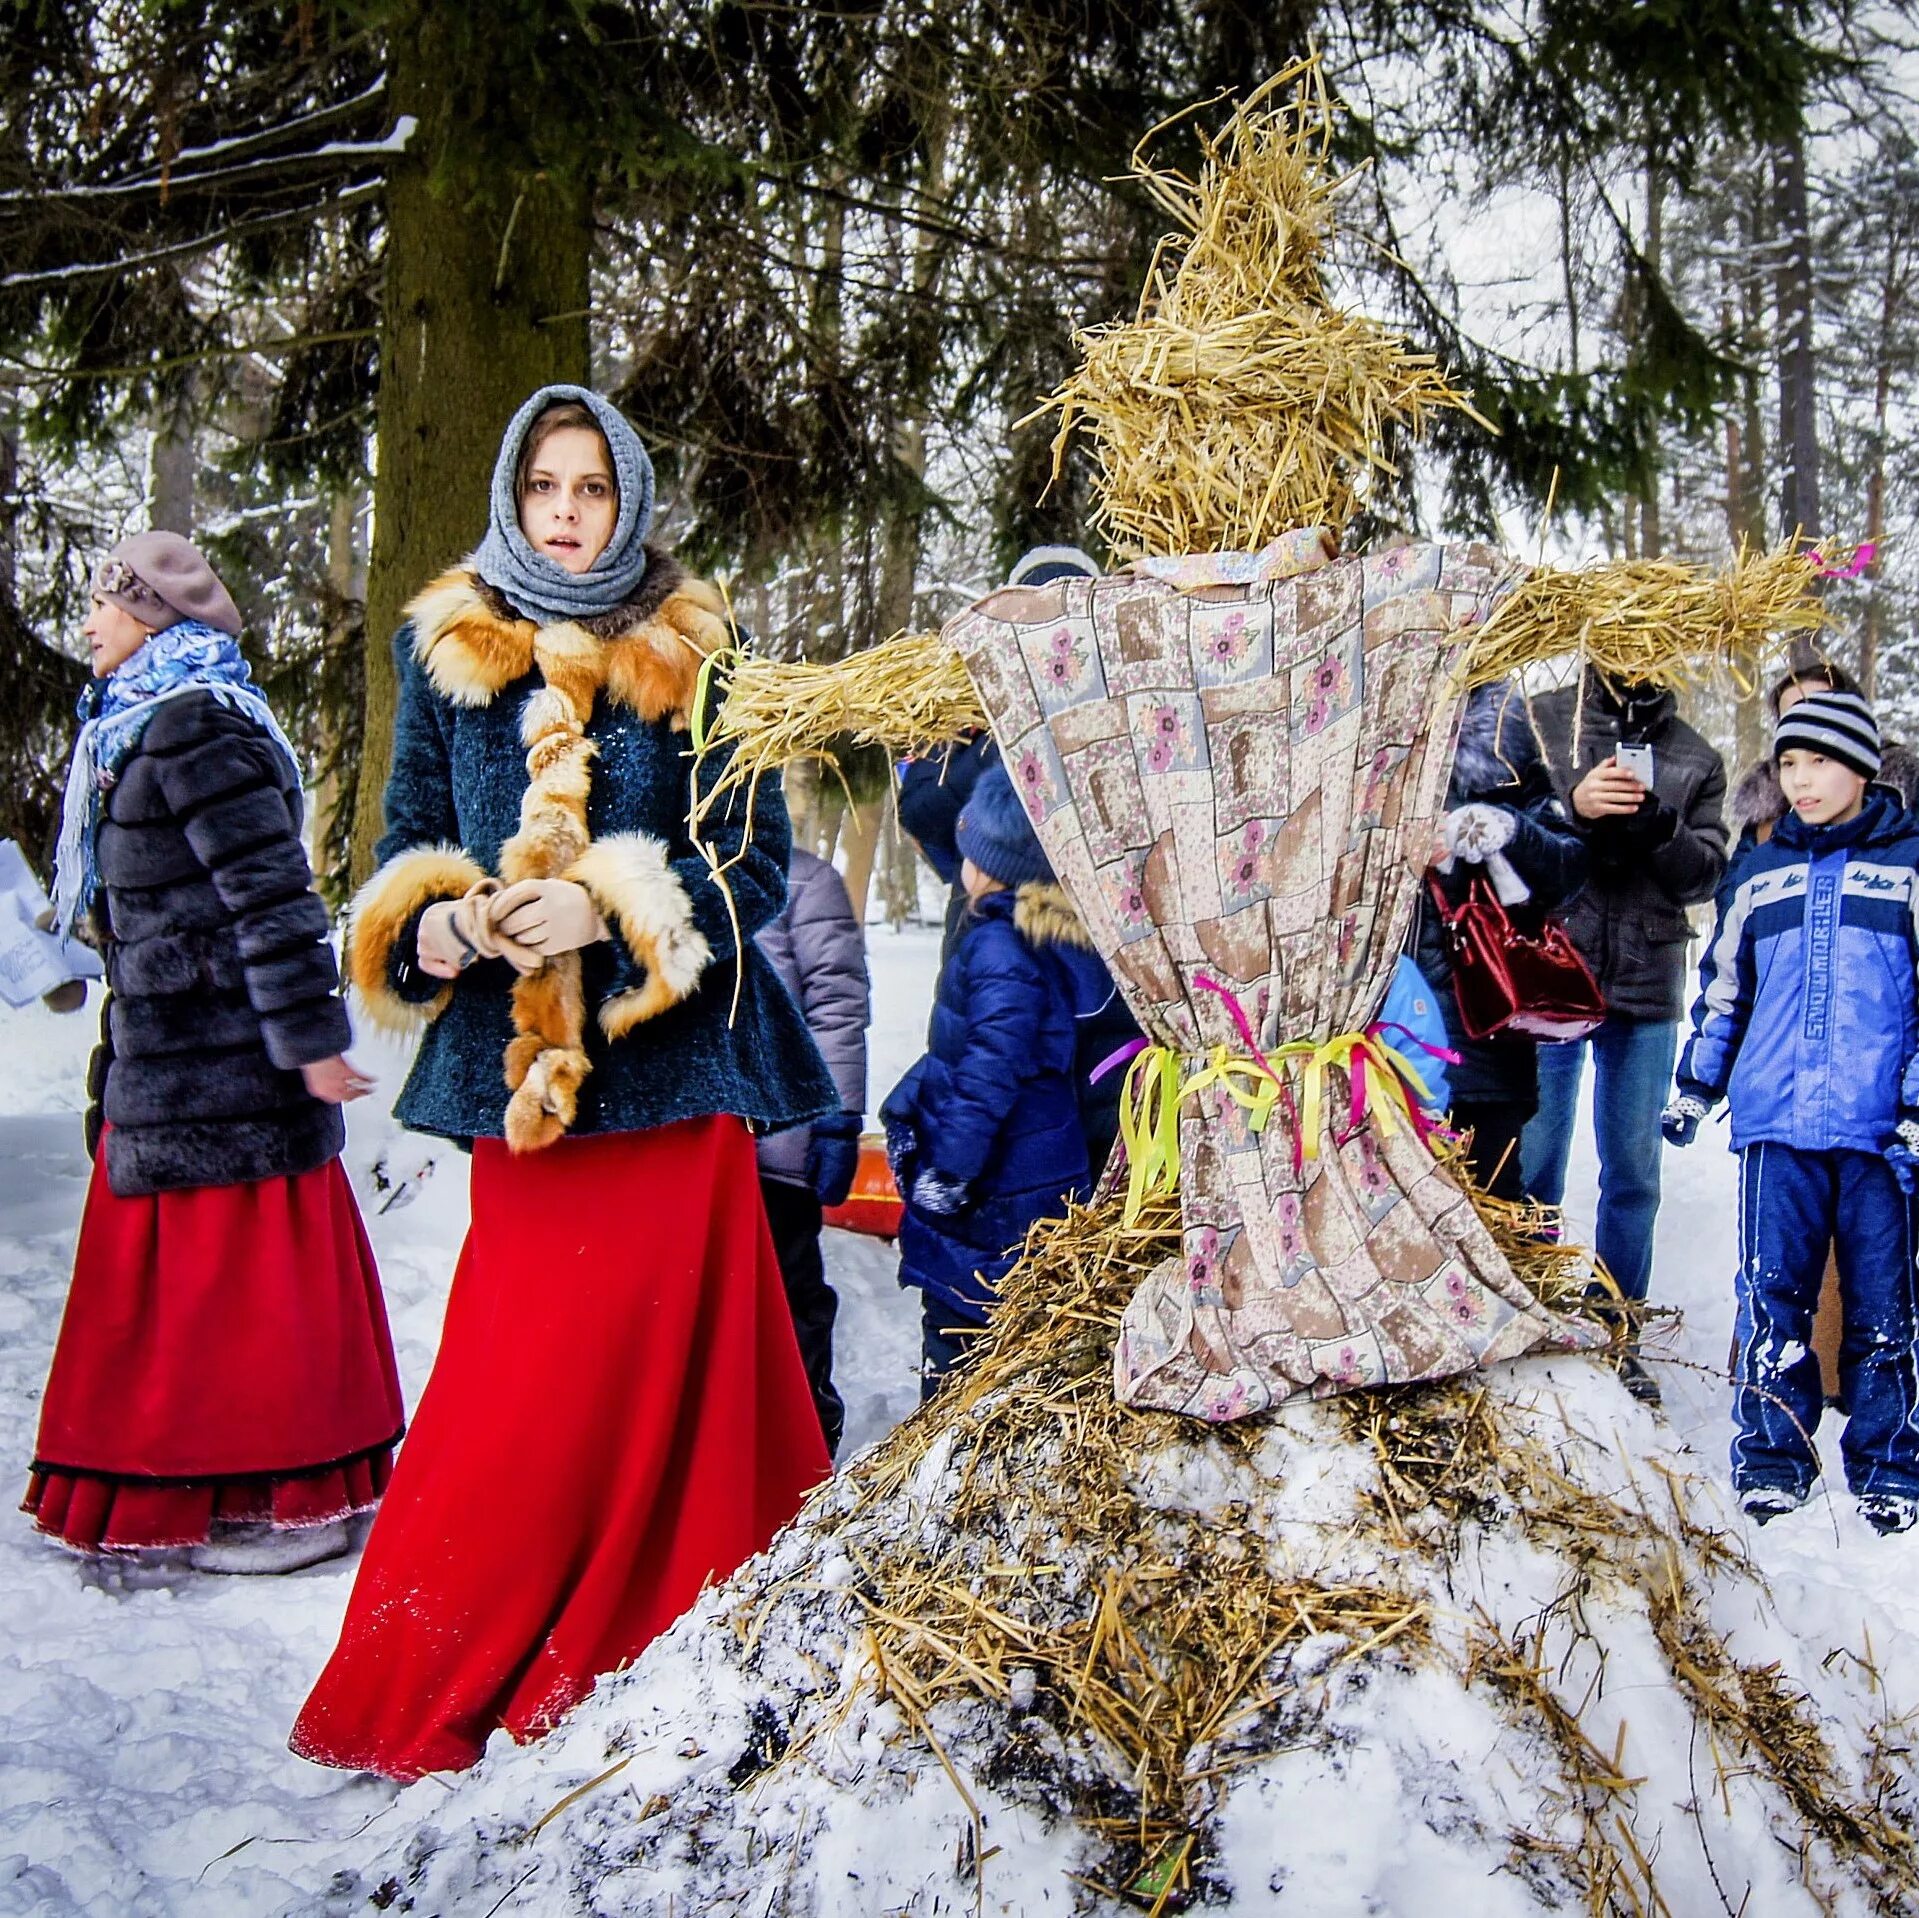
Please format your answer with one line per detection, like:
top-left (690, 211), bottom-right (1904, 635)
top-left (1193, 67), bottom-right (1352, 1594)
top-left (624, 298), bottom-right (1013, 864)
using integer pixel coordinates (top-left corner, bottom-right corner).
top-left (1614, 743), bottom-right (1655, 787)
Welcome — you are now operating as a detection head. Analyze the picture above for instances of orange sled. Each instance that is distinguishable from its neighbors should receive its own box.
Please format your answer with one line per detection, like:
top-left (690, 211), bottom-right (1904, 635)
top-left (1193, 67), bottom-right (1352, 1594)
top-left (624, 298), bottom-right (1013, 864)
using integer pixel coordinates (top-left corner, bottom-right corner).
top-left (821, 1134), bottom-right (904, 1239)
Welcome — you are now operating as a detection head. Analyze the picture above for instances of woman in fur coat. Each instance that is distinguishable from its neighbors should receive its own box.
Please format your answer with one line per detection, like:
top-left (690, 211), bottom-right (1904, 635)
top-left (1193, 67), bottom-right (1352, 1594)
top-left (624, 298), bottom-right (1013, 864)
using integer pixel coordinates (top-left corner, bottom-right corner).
top-left (882, 765), bottom-right (1108, 1391)
top-left (292, 388), bottom-right (837, 1781)
top-left (24, 532), bottom-right (401, 1575)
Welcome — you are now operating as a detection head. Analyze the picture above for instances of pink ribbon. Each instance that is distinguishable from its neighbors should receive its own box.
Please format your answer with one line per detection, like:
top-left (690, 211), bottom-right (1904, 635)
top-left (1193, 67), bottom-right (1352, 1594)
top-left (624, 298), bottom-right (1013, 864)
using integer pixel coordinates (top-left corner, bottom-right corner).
top-left (1193, 972), bottom-right (1307, 1168)
top-left (1811, 542), bottom-right (1877, 580)
top-left (1089, 1037), bottom-right (1148, 1085)
top-left (1362, 1020), bottom-right (1461, 1152)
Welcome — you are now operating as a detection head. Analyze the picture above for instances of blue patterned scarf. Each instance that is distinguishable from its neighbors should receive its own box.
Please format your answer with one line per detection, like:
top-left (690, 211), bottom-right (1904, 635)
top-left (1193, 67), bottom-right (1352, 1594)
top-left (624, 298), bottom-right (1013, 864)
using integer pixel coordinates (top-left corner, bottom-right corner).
top-left (52, 621), bottom-right (302, 939)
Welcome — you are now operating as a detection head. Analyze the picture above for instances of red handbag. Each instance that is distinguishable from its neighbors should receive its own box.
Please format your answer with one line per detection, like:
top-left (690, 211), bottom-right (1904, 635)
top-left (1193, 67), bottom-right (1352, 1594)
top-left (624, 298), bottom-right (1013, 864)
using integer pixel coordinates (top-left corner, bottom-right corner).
top-left (1427, 875), bottom-right (1606, 1042)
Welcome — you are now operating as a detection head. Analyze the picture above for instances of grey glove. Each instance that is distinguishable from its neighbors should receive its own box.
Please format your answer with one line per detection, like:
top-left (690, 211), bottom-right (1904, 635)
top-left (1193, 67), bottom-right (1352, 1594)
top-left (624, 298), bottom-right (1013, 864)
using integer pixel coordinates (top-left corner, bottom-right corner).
top-left (910, 1168), bottom-right (971, 1218)
top-left (1660, 1092), bottom-right (1711, 1148)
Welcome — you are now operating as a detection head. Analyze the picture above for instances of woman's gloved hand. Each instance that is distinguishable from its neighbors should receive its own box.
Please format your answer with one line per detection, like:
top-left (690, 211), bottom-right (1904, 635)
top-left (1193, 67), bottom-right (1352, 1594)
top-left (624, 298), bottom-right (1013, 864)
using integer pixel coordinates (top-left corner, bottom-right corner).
top-left (487, 879), bottom-right (608, 959)
top-left (807, 1110), bottom-right (864, 1208)
top-left (417, 879), bottom-right (541, 978)
top-left (1441, 803), bottom-right (1517, 861)
top-left (1439, 803), bottom-right (1530, 905)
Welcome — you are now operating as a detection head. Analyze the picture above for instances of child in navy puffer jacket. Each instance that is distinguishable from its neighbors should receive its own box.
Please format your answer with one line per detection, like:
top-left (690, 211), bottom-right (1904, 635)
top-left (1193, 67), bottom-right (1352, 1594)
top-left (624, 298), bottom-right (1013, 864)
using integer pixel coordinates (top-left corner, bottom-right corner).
top-left (882, 765), bottom-right (1107, 1395)
top-left (1665, 691), bottom-right (1919, 1535)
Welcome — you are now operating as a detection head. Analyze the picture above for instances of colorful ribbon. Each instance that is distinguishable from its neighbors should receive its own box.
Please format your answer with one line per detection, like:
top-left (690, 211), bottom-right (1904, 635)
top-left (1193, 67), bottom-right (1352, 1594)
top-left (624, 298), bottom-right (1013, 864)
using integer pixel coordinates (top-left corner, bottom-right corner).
top-left (1811, 541), bottom-right (1877, 581)
top-left (1111, 978), bottom-right (1466, 1223)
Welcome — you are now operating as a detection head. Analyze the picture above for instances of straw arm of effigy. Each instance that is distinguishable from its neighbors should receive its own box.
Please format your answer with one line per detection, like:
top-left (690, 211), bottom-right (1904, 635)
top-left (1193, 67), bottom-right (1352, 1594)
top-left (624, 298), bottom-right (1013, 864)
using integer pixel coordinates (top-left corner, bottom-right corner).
top-left (694, 541), bottom-right (1832, 795)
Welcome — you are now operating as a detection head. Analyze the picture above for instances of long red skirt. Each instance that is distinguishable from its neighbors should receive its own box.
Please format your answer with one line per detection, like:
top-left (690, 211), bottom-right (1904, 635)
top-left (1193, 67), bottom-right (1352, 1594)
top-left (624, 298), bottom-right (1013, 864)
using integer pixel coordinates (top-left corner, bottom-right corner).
top-left (24, 1152), bottom-right (402, 1551)
top-left (290, 1116), bottom-right (831, 1780)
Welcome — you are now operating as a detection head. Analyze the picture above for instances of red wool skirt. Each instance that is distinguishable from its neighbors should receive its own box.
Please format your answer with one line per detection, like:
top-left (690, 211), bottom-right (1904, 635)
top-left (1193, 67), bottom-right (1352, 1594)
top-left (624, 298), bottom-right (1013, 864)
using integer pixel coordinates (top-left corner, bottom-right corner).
top-left (290, 1116), bottom-right (831, 1781)
top-left (24, 1152), bottom-right (402, 1552)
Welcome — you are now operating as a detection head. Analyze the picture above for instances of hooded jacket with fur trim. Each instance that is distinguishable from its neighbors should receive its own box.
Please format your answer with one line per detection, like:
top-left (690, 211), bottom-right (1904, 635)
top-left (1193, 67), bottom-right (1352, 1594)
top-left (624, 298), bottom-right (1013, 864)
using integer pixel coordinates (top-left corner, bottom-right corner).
top-left (1730, 740), bottom-right (1919, 851)
top-left (880, 881), bottom-right (1106, 1319)
top-left (345, 552), bottom-right (835, 1149)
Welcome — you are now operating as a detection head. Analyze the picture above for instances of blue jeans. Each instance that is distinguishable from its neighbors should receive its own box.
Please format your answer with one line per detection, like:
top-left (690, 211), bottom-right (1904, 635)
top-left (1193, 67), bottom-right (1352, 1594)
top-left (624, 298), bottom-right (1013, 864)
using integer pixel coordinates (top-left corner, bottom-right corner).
top-left (1732, 1143), bottom-right (1919, 1497)
top-left (1522, 1017), bottom-right (1678, 1304)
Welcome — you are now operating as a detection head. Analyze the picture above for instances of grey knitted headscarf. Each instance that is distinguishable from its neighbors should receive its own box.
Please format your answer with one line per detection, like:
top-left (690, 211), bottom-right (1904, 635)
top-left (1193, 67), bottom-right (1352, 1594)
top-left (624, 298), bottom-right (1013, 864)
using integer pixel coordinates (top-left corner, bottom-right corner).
top-left (472, 384), bottom-right (656, 623)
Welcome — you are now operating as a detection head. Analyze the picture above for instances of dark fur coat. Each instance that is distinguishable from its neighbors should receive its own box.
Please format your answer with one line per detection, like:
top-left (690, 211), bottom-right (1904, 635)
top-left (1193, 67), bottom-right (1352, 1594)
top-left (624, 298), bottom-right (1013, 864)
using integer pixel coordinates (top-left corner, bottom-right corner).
top-left (86, 692), bottom-right (350, 1196)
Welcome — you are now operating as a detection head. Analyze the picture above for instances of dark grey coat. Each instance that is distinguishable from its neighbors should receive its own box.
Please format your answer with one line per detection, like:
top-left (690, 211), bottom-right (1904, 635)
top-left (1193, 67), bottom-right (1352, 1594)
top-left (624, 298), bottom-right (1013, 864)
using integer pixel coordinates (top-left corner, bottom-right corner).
top-left (754, 848), bottom-right (869, 1186)
top-left (85, 692), bottom-right (350, 1196)
top-left (1531, 674), bottom-right (1729, 1022)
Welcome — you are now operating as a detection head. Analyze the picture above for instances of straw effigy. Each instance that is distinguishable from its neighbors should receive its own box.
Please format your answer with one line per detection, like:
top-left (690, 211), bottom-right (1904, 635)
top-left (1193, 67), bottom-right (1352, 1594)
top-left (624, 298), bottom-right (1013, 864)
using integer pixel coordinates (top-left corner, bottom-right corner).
top-left (413, 55), bottom-right (1915, 1918)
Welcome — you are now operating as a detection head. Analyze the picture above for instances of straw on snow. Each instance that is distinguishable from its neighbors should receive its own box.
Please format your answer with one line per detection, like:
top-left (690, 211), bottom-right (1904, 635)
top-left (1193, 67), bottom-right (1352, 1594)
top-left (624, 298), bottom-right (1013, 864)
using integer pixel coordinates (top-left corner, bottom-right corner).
top-left (714, 1183), bottom-right (1918, 1910)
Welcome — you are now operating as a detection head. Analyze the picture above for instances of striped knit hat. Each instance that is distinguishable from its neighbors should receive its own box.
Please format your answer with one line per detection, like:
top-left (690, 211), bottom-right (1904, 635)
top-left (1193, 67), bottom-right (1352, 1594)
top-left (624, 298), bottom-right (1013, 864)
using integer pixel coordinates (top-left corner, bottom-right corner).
top-left (1774, 688), bottom-right (1881, 781)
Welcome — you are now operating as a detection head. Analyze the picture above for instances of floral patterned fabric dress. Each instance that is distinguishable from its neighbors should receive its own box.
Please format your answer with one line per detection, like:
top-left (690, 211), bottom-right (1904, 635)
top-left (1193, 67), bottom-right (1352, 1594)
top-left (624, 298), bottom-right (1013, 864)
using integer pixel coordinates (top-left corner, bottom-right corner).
top-left (942, 536), bottom-right (1605, 1422)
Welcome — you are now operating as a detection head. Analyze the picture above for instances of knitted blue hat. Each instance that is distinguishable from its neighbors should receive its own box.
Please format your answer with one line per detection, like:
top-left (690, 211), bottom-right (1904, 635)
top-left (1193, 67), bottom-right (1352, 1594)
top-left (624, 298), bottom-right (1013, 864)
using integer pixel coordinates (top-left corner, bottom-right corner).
top-left (1774, 688), bottom-right (1881, 782)
top-left (956, 764), bottom-right (1054, 888)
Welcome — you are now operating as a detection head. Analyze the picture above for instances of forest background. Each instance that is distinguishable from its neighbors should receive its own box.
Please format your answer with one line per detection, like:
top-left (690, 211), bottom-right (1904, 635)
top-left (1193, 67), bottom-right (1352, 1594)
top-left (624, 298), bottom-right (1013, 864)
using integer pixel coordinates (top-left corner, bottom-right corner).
top-left (3, 0), bottom-right (1915, 918)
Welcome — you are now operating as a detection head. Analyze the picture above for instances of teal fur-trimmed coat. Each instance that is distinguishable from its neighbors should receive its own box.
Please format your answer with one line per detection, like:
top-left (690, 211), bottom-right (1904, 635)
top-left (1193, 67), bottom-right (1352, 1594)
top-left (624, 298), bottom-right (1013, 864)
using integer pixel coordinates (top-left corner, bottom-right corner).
top-left (346, 553), bottom-right (835, 1149)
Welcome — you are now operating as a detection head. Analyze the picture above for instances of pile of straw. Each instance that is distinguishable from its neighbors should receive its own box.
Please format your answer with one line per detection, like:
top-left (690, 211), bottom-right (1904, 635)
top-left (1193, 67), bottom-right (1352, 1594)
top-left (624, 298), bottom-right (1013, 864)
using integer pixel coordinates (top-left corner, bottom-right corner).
top-left (1028, 55), bottom-right (1485, 557)
top-left (1459, 542), bottom-right (1828, 694)
top-left (738, 1184), bottom-right (1916, 1910)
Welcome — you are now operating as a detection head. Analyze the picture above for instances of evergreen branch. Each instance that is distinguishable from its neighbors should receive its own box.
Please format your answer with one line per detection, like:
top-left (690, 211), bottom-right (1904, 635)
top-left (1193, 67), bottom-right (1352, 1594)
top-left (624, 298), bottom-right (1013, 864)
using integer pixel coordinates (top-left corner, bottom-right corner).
top-left (1, 327), bottom-right (378, 387)
top-left (0, 117), bottom-right (413, 209)
top-left (0, 182), bottom-right (383, 290)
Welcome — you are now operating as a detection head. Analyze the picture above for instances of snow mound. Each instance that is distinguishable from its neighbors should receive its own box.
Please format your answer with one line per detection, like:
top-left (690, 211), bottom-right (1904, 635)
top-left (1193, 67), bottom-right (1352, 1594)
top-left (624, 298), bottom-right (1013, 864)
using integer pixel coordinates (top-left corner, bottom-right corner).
top-left (307, 1203), bottom-right (1919, 1917)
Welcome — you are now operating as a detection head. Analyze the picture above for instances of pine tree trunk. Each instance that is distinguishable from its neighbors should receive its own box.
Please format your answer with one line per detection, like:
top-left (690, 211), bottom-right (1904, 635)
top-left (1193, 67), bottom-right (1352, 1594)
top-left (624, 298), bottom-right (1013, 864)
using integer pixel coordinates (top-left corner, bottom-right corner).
top-left (147, 386), bottom-right (196, 535)
top-left (1730, 171), bottom-right (1774, 781)
top-left (1860, 242), bottom-right (1900, 698)
top-left (1773, 129), bottom-right (1823, 671)
top-left (1773, 131), bottom-right (1821, 542)
top-left (837, 796), bottom-right (883, 925)
top-left (348, 6), bottom-right (592, 884)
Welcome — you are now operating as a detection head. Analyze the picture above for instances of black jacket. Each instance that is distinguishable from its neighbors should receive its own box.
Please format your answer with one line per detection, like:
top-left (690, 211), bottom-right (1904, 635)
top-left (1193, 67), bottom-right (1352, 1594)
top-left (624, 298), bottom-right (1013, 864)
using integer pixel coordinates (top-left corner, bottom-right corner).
top-left (1531, 674), bottom-right (1729, 1022)
top-left (1408, 685), bottom-right (1588, 1109)
top-left (86, 692), bottom-right (351, 1196)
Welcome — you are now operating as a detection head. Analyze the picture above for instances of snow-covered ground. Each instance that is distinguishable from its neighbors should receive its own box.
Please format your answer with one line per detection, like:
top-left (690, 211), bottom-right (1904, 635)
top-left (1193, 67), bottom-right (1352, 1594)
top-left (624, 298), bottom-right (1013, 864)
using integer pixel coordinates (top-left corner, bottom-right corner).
top-left (0, 930), bottom-right (1914, 1914)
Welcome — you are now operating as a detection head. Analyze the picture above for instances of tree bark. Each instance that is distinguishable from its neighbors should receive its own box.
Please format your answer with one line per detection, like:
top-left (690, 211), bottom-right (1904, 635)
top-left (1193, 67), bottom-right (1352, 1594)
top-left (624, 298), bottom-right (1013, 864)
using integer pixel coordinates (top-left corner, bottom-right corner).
top-left (146, 388), bottom-right (196, 534)
top-left (1727, 173), bottom-right (1772, 774)
top-left (1860, 231), bottom-right (1902, 698)
top-left (348, 5), bottom-right (592, 883)
top-left (1773, 130), bottom-right (1821, 544)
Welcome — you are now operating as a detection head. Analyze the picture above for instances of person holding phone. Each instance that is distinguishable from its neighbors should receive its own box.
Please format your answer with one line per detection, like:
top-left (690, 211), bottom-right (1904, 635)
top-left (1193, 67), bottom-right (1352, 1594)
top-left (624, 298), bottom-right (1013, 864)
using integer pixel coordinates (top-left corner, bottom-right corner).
top-left (1521, 668), bottom-right (1729, 1399)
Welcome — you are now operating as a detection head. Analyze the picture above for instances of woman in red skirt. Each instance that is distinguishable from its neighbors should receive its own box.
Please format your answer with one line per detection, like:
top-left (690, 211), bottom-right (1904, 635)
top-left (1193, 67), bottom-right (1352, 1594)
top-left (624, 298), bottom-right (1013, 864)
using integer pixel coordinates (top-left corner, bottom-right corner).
top-left (27, 531), bottom-right (400, 1574)
top-left (291, 387), bottom-right (836, 1779)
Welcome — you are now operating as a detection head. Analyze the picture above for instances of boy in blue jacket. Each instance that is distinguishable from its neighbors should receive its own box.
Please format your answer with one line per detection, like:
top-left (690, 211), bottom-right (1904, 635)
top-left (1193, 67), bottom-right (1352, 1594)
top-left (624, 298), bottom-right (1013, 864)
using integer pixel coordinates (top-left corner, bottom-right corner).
top-left (882, 765), bottom-right (1108, 1395)
top-left (1663, 690), bottom-right (1919, 1534)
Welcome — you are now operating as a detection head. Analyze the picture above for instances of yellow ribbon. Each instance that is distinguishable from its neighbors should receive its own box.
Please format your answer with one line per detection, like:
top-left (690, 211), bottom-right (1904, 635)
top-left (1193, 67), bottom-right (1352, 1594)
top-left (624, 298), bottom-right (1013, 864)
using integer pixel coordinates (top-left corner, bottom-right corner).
top-left (1116, 1026), bottom-right (1436, 1225)
top-left (688, 642), bottom-right (733, 754)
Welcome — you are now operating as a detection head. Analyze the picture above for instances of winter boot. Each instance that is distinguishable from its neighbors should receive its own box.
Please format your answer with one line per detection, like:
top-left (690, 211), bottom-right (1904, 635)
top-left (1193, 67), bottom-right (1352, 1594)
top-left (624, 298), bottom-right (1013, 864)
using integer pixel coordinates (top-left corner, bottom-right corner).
top-left (1739, 1484), bottom-right (1810, 1527)
top-left (1857, 1493), bottom-right (1919, 1537)
top-left (188, 1517), bottom-right (353, 1575)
